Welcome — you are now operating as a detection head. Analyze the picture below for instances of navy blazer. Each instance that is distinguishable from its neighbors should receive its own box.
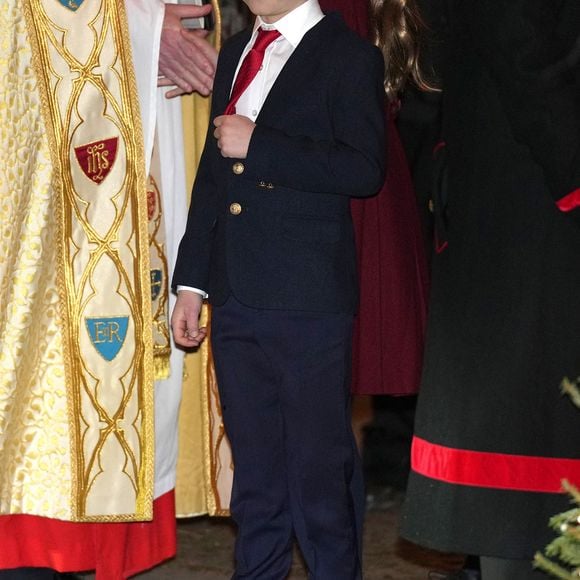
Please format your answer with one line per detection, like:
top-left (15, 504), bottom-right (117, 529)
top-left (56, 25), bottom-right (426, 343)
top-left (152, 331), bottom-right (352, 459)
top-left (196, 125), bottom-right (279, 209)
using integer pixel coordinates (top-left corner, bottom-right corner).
top-left (173, 13), bottom-right (386, 313)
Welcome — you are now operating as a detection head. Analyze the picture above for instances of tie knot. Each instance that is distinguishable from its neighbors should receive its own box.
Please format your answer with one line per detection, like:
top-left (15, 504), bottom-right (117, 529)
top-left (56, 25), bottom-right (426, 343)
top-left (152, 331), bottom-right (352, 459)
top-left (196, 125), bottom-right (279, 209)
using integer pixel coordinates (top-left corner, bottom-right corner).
top-left (253, 27), bottom-right (281, 53)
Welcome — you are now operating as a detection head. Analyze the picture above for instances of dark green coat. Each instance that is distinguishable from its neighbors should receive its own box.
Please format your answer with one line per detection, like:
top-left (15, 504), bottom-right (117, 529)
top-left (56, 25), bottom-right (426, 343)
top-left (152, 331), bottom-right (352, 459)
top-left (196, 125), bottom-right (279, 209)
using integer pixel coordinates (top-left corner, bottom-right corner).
top-left (401, 0), bottom-right (580, 559)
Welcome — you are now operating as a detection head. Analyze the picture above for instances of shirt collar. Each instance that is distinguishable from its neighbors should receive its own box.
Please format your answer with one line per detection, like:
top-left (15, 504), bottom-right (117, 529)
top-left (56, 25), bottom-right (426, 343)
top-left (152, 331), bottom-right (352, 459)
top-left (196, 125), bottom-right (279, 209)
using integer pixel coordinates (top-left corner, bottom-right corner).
top-left (254, 0), bottom-right (324, 48)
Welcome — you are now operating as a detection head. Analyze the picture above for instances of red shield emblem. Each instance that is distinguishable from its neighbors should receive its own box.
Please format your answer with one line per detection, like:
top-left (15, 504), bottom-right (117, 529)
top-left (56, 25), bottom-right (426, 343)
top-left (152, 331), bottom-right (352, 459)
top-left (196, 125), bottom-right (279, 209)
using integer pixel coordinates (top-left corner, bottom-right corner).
top-left (147, 188), bottom-right (157, 221)
top-left (75, 137), bottom-right (118, 184)
top-left (147, 176), bottom-right (160, 221)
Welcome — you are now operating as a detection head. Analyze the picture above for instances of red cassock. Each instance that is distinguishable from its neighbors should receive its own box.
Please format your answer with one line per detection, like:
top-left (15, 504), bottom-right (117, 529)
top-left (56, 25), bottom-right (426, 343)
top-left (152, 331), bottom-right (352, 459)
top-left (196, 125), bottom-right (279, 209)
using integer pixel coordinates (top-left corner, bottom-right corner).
top-left (319, 0), bottom-right (429, 396)
top-left (0, 492), bottom-right (176, 579)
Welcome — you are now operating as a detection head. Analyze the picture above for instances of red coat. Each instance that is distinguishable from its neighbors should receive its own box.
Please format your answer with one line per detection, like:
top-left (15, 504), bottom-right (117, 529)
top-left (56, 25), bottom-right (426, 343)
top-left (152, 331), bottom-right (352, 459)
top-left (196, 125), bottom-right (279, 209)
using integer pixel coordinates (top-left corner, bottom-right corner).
top-left (319, 0), bottom-right (429, 395)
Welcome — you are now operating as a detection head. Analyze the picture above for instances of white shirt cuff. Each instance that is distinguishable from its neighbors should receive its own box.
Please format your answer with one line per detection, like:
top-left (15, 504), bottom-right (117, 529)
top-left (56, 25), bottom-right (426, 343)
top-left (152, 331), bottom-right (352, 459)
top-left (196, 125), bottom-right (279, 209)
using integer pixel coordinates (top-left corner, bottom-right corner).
top-left (177, 285), bottom-right (208, 299)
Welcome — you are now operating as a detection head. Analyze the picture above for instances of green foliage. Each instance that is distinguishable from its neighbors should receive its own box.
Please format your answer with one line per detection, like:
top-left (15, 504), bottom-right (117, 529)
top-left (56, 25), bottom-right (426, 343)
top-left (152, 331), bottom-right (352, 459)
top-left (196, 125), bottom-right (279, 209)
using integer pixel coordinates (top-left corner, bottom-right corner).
top-left (533, 481), bottom-right (580, 577)
top-left (533, 375), bottom-right (580, 578)
top-left (561, 377), bottom-right (580, 408)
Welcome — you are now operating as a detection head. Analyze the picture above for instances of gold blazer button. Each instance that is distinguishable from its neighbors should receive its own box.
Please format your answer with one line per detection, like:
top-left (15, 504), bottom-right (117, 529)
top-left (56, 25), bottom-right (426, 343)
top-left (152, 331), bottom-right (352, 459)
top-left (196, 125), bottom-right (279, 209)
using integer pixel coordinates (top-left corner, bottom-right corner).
top-left (232, 162), bottom-right (245, 175)
top-left (229, 202), bottom-right (242, 215)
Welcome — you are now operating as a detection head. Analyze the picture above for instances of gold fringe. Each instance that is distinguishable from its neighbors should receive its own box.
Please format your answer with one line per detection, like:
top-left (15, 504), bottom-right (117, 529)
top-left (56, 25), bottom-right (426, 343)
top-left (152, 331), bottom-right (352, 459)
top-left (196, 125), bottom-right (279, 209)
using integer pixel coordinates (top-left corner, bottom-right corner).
top-left (154, 353), bottom-right (171, 381)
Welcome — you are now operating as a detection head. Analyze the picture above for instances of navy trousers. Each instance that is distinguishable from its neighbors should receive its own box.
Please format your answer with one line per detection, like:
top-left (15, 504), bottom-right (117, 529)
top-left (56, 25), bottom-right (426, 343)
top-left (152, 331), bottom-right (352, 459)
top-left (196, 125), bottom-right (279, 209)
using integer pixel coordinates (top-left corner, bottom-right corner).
top-left (211, 297), bottom-right (364, 580)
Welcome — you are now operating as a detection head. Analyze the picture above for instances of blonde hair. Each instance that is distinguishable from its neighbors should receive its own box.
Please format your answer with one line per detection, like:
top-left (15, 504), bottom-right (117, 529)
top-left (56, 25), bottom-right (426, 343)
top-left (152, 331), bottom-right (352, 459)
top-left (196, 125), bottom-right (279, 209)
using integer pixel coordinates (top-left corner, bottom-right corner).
top-left (369, 0), bottom-right (435, 102)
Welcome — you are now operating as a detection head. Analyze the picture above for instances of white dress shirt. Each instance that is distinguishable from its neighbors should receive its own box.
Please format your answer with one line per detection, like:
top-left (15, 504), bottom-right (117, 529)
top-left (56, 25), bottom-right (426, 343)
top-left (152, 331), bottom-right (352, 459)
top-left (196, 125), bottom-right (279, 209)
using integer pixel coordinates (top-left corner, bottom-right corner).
top-left (178, 0), bottom-right (324, 297)
top-left (235, 0), bottom-right (324, 120)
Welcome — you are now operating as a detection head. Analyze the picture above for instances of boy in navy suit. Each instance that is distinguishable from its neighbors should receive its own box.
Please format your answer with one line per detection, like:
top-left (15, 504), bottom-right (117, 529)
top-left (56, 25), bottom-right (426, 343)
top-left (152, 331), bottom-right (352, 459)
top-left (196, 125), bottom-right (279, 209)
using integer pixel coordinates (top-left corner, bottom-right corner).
top-left (172, 0), bottom-right (385, 576)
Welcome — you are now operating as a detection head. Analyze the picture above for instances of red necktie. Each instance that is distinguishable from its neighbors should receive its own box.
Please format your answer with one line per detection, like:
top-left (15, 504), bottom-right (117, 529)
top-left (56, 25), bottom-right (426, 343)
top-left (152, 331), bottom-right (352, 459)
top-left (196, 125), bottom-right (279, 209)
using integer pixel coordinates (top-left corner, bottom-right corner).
top-left (224, 28), bottom-right (281, 115)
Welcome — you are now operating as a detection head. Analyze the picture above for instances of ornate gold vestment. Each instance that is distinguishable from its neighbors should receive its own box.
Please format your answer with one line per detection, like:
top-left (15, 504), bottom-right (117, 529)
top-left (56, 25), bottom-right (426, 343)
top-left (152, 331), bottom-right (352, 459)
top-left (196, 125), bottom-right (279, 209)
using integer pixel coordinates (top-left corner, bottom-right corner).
top-left (0, 0), bottom-right (153, 521)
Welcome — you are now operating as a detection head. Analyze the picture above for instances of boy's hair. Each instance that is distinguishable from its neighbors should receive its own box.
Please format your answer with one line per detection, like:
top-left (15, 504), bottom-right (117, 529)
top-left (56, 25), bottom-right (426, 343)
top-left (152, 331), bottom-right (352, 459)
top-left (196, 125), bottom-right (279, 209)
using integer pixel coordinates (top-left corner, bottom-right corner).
top-left (369, 0), bottom-right (437, 101)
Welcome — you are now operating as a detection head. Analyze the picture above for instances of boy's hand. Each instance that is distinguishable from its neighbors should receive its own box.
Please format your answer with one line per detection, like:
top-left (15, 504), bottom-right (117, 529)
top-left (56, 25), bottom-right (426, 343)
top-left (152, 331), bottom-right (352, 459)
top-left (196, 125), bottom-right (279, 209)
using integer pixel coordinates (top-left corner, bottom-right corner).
top-left (171, 291), bottom-right (207, 348)
top-left (213, 115), bottom-right (256, 158)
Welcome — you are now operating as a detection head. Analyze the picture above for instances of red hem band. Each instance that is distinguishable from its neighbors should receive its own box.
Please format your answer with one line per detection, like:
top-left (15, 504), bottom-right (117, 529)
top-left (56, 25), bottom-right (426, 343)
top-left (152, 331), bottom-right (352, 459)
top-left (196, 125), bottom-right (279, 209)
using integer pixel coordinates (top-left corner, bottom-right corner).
top-left (0, 490), bottom-right (177, 578)
top-left (411, 436), bottom-right (580, 494)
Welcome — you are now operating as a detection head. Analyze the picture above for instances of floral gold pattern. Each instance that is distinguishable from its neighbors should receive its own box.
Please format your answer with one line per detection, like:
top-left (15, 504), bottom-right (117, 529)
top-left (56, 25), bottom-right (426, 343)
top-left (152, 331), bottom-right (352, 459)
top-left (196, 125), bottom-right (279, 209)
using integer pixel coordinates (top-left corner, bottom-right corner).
top-left (0, 0), bottom-right (73, 519)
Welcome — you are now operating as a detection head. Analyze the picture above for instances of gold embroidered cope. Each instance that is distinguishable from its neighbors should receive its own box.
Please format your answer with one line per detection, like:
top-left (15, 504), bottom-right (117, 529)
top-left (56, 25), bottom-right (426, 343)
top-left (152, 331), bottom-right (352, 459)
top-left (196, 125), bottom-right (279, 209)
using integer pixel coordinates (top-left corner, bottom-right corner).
top-left (1, 0), bottom-right (155, 521)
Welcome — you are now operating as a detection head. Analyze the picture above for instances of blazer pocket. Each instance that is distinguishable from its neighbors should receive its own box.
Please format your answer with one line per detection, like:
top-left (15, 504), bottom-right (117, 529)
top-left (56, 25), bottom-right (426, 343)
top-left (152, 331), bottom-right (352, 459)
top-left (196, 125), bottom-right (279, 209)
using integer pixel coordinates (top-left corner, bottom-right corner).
top-left (282, 215), bottom-right (341, 244)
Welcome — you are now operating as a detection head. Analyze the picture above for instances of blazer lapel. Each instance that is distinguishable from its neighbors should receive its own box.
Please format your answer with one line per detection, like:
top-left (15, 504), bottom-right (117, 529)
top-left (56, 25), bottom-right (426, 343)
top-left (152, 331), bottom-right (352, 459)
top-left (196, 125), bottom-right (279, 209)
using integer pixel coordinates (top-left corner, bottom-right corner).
top-left (256, 15), bottom-right (331, 123)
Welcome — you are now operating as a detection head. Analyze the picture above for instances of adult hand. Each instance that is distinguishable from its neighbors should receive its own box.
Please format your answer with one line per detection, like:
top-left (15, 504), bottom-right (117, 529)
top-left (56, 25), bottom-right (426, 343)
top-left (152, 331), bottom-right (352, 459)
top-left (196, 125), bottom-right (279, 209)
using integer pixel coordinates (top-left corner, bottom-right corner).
top-left (213, 115), bottom-right (256, 158)
top-left (171, 290), bottom-right (207, 348)
top-left (158, 3), bottom-right (218, 97)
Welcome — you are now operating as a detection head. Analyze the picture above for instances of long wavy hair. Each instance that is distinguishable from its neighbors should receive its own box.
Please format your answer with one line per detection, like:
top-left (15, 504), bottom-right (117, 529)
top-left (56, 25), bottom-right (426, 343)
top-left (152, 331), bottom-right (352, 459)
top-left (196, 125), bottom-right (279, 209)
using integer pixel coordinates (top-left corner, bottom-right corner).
top-left (369, 0), bottom-right (435, 102)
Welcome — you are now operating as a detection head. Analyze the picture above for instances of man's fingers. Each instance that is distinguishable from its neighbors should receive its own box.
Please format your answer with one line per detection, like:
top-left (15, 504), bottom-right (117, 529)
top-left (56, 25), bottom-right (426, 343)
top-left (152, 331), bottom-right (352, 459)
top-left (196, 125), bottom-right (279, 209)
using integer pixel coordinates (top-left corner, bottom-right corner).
top-left (179, 33), bottom-right (217, 79)
top-left (162, 68), bottom-right (193, 92)
top-left (164, 86), bottom-right (188, 99)
top-left (181, 30), bottom-right (218, 67)
top-left (157, 80), bottom-right (199, 99)
top-left (162, 41), bottom-right (213, 93)
top-left (157, 77), bottom-right (195, 97)
top-left (169, 3), bottom-right (213, 19)
top-left (159, 11), bottom-right (217, 96)
top-left (191, 28), bottom-right (211, 39)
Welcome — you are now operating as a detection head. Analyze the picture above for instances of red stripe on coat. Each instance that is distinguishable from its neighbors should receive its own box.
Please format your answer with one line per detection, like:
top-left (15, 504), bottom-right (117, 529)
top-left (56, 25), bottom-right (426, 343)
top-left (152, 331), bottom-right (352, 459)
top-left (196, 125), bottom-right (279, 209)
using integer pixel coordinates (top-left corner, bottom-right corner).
top-left (556, 188), bottom-right (580, 212)
top-left (411, 436), bottom-right (580, 493)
